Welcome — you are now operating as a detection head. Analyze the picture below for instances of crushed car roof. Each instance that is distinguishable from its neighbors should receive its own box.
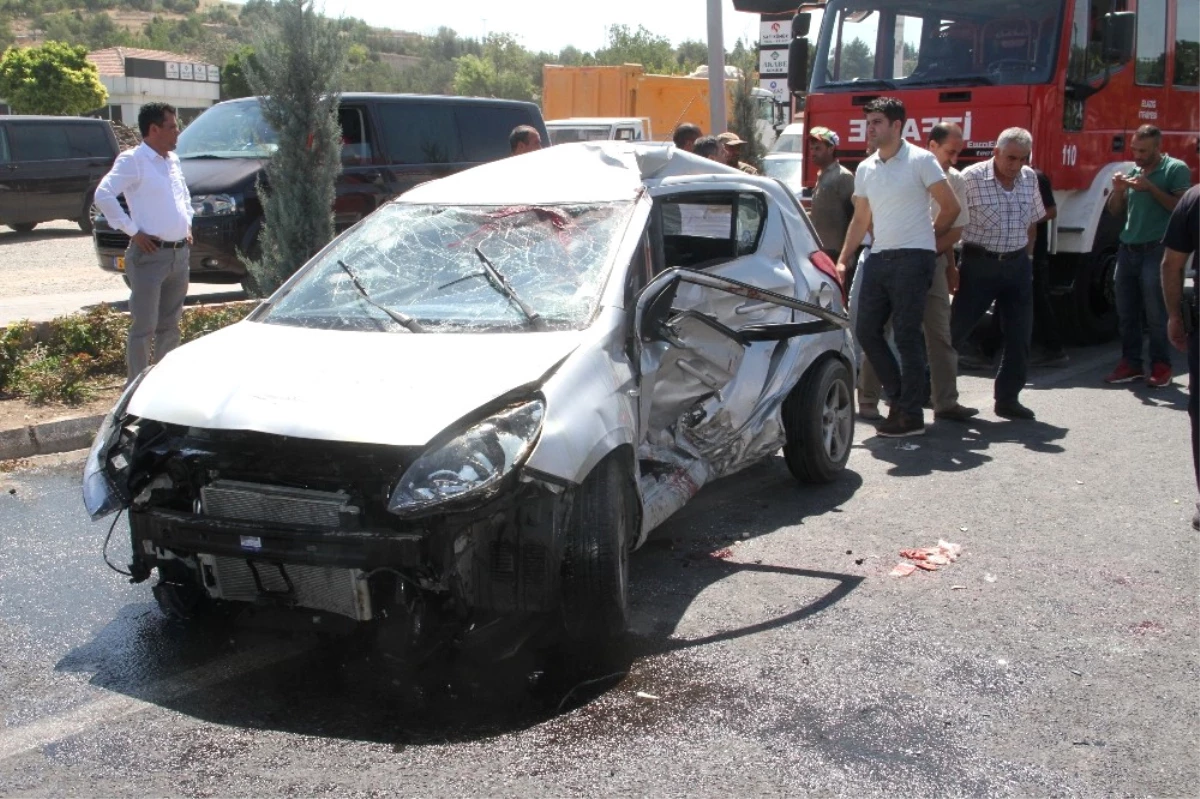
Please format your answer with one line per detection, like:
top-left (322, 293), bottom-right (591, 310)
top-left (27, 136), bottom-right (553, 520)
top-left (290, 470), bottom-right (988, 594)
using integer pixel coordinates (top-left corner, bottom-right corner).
top-left (399, 141), bottom-right (745, 205)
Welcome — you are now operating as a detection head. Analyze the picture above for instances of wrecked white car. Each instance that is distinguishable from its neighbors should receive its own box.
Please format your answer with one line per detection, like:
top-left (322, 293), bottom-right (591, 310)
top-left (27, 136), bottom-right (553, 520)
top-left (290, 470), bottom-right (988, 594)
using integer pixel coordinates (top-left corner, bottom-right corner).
top-left (83, 142), bottom-right (853, 642)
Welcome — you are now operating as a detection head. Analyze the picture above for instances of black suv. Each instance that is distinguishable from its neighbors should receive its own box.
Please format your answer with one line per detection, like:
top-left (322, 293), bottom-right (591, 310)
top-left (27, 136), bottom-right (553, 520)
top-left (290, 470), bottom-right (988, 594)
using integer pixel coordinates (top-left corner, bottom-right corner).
top-left (91, 94), bottom-right (548, 291)
top-left (0, 116), bottom-right (119, 234)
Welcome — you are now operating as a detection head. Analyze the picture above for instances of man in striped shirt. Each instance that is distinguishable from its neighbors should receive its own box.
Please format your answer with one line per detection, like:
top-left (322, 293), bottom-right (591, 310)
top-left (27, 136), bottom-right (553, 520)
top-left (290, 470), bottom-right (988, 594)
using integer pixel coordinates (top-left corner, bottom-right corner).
top-left (950, 127), bottom-right (1047, 421)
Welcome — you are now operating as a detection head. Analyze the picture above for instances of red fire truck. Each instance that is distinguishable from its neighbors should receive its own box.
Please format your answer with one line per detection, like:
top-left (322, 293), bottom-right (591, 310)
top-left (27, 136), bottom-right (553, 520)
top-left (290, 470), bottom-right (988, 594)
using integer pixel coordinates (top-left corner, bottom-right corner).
top-left (787, 0), bottom-right (1198, 343)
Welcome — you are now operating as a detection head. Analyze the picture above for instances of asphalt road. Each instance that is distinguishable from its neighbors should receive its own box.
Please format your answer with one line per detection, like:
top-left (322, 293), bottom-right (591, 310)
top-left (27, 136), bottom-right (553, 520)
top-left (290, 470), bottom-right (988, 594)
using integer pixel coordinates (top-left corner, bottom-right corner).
top-left (1, 345), bottom-right (1196, 797)
top-left (0, 222), bottom-right (240, 326)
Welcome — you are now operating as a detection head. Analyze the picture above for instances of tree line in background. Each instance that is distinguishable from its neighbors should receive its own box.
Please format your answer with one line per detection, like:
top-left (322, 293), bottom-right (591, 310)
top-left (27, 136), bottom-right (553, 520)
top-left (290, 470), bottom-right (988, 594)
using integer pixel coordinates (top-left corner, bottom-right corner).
top-left (0, 0), bottom-right (735, 104)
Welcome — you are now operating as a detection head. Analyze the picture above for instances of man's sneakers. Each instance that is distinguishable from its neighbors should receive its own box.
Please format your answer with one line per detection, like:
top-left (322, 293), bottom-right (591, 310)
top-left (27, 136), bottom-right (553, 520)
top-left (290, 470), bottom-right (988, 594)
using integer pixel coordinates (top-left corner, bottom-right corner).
top-left (877, 407), bottom-right (925, 438)
top-left (995, 401), bottom-right (1036, 420)
top-left (1103, 360), bottom-right (1172, 387)
top-left (1104, 360), bottom-right (1144, 384)
top-left (934, 403), bottom-right (979, 422)
top-left (1147, 362), bottom-right (1173, 388)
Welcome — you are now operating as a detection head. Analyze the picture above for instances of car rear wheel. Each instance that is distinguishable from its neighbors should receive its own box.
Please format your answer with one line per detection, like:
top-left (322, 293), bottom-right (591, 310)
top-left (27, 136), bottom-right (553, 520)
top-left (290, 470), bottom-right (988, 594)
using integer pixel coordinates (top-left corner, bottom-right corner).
top-left (561, 453), bottom-right (634, 641)
top-left (9, 223), bottom-right (36, 234)
top-left (782, 357), bottom-right (854, 484)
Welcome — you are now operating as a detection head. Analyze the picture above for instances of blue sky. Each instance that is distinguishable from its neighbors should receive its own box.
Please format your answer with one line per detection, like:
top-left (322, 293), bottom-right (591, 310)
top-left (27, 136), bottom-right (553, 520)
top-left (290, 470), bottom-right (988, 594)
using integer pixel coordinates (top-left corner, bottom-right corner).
top-left (289, 1), bottom-right (768, 53)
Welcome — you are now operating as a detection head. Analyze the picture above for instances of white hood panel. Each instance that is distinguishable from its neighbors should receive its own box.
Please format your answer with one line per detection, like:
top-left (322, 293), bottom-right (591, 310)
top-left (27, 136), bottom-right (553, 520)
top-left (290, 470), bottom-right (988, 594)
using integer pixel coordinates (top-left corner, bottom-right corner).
top-left (127, 321), bottom-right (583, 446)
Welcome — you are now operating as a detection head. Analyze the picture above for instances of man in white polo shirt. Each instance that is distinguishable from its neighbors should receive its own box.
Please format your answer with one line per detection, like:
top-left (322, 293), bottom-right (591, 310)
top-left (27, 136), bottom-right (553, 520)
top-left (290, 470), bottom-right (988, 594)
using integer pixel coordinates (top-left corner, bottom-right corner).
top-left (95, 102), bottom-right (193, 384)
top-left (837, 97), bottom-right (961, 437)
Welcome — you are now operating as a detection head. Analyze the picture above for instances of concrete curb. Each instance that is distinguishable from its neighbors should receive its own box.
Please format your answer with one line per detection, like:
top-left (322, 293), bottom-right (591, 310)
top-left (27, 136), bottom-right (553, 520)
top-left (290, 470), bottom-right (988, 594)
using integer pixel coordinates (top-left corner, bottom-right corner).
top-left (0, 414), bottom-right (104, 461)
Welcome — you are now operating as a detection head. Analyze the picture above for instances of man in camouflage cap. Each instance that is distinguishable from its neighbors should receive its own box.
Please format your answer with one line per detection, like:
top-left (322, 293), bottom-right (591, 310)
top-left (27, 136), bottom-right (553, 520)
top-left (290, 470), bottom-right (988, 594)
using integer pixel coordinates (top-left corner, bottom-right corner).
top-left (717, 132), bottom-right (759, 175)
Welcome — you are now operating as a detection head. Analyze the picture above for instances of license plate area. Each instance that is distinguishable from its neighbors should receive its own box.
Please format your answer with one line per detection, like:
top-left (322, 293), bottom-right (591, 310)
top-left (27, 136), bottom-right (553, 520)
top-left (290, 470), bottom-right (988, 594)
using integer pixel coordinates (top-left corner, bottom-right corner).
top-left (114, 256), bottom-right (125, 272)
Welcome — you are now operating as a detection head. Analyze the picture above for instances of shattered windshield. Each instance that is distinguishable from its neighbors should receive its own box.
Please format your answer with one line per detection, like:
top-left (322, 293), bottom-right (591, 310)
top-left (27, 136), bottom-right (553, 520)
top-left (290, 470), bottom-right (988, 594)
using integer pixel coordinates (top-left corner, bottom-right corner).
top-left (176, 100), bottom-right (277, 159)
top-left (259, 202), bottom-right (634, 333)
top-left (814, 0), bottom-right (1064, 90)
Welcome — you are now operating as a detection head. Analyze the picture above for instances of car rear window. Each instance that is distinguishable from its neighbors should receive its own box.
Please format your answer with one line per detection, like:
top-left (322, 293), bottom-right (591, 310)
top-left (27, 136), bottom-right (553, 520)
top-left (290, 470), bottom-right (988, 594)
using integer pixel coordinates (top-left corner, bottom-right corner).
top-left (457, 105), bottom-right (538, 162)
top-left (375, 102), bottom-right (464, 164)
top-left (66, 124), bottom-right (115, 158)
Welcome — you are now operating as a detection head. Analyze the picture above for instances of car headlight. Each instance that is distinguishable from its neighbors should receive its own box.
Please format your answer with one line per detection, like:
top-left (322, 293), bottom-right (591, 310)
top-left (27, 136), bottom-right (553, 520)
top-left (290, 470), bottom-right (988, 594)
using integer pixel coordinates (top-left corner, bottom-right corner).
top-left (191, 193), bottom-right (239, 217)
top-left (388, 399), bottom-right (545, 517)
top-left (82, 369), bottom-right (148, 520)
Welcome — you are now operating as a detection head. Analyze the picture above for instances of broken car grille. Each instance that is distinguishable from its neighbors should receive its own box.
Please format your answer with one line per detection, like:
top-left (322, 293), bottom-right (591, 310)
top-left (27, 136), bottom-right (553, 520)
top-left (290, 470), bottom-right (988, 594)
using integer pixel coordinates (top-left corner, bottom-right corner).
top-left (200, 480), bottom-right (359, 528)
top-left (200, 554), bottom-right (372, 620)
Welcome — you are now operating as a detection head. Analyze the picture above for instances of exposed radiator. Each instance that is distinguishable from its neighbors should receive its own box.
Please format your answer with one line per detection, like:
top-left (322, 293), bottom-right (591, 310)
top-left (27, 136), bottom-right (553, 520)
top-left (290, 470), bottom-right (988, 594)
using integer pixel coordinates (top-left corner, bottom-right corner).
top-left (200, 554), bottom-right (372, 620)
top-left (200, 479), bottom-right (358, 528)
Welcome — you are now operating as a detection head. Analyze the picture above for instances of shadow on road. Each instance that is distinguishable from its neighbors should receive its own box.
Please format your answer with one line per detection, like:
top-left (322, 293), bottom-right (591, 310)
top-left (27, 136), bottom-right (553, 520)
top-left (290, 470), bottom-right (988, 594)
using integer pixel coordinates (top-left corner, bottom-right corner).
top-left (861, 416), bottom-right (1068, 477)
top-left (55, 457), bottom-right (865, 746)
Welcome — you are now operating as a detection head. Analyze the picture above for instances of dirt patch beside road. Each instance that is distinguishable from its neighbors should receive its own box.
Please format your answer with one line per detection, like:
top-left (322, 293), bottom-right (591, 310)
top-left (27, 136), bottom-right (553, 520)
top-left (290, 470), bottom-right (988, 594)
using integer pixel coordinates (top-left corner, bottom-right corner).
top-left (0, 384), bottom-right (122, 432)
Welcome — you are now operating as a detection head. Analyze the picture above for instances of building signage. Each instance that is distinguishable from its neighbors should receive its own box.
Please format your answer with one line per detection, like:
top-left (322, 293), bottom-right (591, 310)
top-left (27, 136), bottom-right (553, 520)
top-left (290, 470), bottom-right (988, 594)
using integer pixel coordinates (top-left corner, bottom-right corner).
top-left (759, 47), bottom-right (788, 76)
top-left (180, 62), bottom-right (194, 80)
top-left (207, 64), bottom-right (220, 82)
top-left (760, 76), bottom-right (789, 102)
top-left (760, 19), bottom-right (791, 47)
top-left (165, 62), bottom-right (179, 79)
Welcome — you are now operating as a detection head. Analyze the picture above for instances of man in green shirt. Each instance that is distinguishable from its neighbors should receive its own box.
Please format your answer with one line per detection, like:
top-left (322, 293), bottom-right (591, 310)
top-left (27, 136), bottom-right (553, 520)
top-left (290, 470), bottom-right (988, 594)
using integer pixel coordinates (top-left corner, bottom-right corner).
top-left (1103, 124), bottom-right (1191, 388)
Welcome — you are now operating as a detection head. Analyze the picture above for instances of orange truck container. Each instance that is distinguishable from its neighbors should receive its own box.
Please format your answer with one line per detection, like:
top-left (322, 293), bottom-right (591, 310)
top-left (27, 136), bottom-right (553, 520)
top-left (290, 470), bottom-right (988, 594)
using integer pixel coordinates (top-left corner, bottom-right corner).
top-left (542, 64), bottom-right (778, 146)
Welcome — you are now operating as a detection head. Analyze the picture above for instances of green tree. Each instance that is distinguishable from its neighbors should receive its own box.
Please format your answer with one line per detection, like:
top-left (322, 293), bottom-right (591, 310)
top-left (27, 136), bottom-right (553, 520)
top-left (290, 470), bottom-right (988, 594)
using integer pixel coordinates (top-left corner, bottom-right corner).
top-left (0, 41), bottom-right (107, 114)
top-left (243, 0), bottom-right (345, 296)
top-left (728, 45), bottom-right (764, 168)
top-left (675, 39), bottom-right (707, 73)
top-left (840, 37), bottom-right (873, 80)
top-left (221, 44), bottom-right (257, 99)
top-left (452, 33), bottom-right (535, 100)
top-left (595, 24), bottom-right (677, 73)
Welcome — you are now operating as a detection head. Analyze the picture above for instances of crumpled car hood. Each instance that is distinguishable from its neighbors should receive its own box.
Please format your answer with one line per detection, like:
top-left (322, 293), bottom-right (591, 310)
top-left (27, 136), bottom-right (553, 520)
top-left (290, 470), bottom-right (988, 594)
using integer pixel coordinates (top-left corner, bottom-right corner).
top-left (126, 321), bottom-right (584, 446)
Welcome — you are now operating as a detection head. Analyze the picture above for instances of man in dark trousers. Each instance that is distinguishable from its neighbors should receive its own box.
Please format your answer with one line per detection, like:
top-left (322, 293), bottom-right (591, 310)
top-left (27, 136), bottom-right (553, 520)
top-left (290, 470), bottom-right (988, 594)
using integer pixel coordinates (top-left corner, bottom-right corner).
top-left (837, 97), bottom-right (961, 438)
top-left (1104, 124), bottom-right (1190, 387)
top-left (1029, 164), bottom-right (1068, 367)
top-left (951, 127), bottom-right (1046, 420)
top-left (1160, 183), bottom-right (1199, 530)
top-left (94, 102), bottom-right (193, 384)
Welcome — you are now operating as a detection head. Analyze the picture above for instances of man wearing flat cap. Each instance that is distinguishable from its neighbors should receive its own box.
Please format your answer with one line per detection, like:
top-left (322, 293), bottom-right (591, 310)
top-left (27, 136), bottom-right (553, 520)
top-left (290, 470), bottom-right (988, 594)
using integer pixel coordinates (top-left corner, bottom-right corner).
top-left (717, 132), bottom-right (760, 175)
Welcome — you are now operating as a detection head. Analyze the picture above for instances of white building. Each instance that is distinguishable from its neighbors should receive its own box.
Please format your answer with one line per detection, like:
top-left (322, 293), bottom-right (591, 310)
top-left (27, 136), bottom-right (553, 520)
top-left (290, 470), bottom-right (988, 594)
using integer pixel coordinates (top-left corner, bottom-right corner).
top-left (87, 47), bottom-right (220, 125)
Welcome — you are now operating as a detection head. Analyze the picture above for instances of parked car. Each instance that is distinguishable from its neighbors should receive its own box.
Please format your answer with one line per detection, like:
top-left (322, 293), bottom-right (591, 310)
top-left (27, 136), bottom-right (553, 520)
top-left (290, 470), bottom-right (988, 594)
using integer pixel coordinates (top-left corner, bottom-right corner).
top-left (83, 142), bottom-right (852, 646)
top-left (91, 93), bottom-right (549, 292)
top-left (771, 122), bottom-right (805, 154)
top-left (763, 152), bottom-right (806, 198)
top-left (0, 115), bottom-right (119, 234)
top-left (546, 117), bottom-right (652, 144)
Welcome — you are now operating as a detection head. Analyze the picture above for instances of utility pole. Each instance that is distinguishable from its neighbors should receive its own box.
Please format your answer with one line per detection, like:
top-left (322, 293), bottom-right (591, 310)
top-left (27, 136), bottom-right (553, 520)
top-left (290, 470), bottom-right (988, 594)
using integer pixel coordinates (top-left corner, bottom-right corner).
top-left (707, 0), bottom-right (727, 135)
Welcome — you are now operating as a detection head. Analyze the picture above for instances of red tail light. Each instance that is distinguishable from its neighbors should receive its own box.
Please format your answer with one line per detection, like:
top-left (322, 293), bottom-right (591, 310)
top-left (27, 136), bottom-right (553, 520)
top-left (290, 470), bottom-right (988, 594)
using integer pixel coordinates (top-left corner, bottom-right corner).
top-left (810, 249), bottom-right (841, 286)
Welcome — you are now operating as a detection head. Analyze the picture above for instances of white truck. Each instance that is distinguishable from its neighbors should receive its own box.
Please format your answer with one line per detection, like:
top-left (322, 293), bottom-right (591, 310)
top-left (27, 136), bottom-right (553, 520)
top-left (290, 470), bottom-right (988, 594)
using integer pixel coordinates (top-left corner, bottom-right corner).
top-left (545, 117), bottom-right (652, 145)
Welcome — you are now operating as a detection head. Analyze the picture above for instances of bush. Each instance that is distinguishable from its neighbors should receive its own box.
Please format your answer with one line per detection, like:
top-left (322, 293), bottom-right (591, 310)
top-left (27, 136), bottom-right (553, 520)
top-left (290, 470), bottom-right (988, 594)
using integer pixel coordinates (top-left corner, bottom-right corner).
top-left (9, 346), bottom-right (94, 405)
top-left (180, 303), bottom-right (254, 342)
top-left (46, 304), bottom-right (128, 375)
top-left (0, 321), bottom-right (34, 395)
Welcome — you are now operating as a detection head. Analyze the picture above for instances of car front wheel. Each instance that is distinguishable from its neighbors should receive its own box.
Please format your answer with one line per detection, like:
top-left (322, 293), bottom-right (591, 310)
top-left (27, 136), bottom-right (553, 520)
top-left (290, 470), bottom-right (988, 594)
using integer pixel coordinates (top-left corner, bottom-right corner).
top-left (560, 453), bottom-right (634, 641)
top-left (782, 357), bottom-right (854, 484)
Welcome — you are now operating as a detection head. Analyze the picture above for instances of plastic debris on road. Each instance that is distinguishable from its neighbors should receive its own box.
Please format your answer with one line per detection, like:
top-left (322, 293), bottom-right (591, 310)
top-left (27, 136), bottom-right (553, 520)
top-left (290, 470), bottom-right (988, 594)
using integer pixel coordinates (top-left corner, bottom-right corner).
top-left (984, 573), bottom-right (997, 583)
top-left (889, 562), bottom-right (917, 578)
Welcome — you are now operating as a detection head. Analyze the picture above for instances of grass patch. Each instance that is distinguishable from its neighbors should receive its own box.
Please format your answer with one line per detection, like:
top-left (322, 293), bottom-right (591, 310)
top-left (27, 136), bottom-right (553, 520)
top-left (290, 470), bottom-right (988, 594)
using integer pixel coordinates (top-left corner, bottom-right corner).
top-left (0, 302), bottom-right (254, 405)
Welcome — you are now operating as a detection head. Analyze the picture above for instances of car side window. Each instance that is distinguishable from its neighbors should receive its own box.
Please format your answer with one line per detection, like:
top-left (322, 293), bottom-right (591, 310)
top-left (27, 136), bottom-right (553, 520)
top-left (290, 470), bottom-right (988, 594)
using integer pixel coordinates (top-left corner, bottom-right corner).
top-left (66, 124), bottom-right (115, 158)
top-left (376, 103), bottom-right (463, 164)
top-left (0, 128), bottom-right (9, 164)
top-left (735, 194), bottom-right (767, 256)
top-left (658, 191), bottom-right (767, 270)
top-left (338, 106), bottom-right (373, 164)
top-left (8, 123), bottom-right (71, 162)
top-left (458, 106), bottom-right (535, 162)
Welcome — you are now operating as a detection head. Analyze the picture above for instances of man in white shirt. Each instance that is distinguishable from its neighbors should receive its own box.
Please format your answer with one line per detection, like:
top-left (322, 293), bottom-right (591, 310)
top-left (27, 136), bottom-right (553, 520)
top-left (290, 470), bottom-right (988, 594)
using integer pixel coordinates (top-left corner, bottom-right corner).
top-left (951, 127), bottom-right (1047, 420)
top-left (94, 102), bottom-right (194, 383)
top-left (837, 97), bottom-right (961, 437)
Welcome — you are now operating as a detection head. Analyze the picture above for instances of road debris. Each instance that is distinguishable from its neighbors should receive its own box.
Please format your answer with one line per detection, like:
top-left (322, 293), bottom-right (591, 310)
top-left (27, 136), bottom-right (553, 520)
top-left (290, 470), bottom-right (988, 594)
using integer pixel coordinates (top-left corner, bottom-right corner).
top-left (951, 585), bottom-right (967, 590)
top-left (984, 573), bottom-right (997, 583)
top-left (635, 691), bottom-right (660, 701)
top-left (889, 562), bottom-right (917, 578)
top-left (894, 540), bottom-right (963, 573)
top-left (896, 442), bottom-right (921, 451)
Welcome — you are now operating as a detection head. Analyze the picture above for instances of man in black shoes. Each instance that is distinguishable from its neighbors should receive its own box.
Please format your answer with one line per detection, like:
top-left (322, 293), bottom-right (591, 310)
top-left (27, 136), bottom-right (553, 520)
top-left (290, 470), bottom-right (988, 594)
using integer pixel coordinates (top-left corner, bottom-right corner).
top-left (951, 128), bottom-right (1046, 421)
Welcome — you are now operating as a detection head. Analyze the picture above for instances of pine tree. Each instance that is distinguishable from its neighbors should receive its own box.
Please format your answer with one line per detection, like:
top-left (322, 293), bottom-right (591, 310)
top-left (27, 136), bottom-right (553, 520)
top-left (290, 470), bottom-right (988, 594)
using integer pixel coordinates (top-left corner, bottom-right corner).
top-left (242, 0), bottom-right (345, 296)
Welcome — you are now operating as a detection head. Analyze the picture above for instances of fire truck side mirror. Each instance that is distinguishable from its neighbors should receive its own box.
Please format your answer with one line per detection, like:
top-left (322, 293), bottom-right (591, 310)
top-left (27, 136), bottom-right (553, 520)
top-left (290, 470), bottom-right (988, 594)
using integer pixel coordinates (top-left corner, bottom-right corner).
top-left (1102, 12), bottom-right (1136, 65)
top-left (788, 38), bottom-right (810, 95)
top-left (792, 12), bottom-right (811, 38)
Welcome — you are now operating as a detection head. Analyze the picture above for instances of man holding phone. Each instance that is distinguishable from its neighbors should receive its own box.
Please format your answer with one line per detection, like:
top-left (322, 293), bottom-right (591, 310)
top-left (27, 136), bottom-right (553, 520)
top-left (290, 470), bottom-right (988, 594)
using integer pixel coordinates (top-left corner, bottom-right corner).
top-left (1103, 125), bottom-right (1190, 387)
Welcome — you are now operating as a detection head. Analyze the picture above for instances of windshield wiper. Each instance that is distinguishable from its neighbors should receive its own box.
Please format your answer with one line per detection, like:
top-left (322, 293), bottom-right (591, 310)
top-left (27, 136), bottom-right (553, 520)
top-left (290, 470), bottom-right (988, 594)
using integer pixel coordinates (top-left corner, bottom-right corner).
top-left (458, 247), bottom-right (548, 331)
top-left (903, 74), bottom-right (995, 87)
top-left (336, 259), bottom-right (425, 333)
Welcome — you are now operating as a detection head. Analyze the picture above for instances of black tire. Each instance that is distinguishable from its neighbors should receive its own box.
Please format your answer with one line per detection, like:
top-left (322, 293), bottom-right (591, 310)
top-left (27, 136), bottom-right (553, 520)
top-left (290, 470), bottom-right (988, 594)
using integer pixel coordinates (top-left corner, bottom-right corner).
top-left (561, 453), bottom-right (634, 641)
top-left (78, 193), bottom-right (96, 234)
top-left (782, 357), bottom-right (854, 484)
top-left (151, 562), bottom-right (217, 621)
top-left (1066, 245), bottom-right (1119, 344)
top-left (9, 222), bottom-right (35, 234)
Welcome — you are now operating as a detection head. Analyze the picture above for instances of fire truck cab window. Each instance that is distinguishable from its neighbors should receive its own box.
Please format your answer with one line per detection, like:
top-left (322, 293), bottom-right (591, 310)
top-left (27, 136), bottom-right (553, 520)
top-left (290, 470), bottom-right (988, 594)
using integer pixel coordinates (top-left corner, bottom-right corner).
top-left (814, 0), bottom-right (1064, 90)
top-left (1135, 0), bottom-right (1168, 85)
top-left (1172, 0), bottom-right (1198, 87)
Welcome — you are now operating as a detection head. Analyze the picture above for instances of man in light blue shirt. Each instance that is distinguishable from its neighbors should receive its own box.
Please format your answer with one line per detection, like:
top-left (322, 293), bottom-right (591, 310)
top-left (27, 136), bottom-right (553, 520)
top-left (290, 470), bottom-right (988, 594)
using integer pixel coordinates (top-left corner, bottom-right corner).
top-left (95, 102), bottom-right (194, 383)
